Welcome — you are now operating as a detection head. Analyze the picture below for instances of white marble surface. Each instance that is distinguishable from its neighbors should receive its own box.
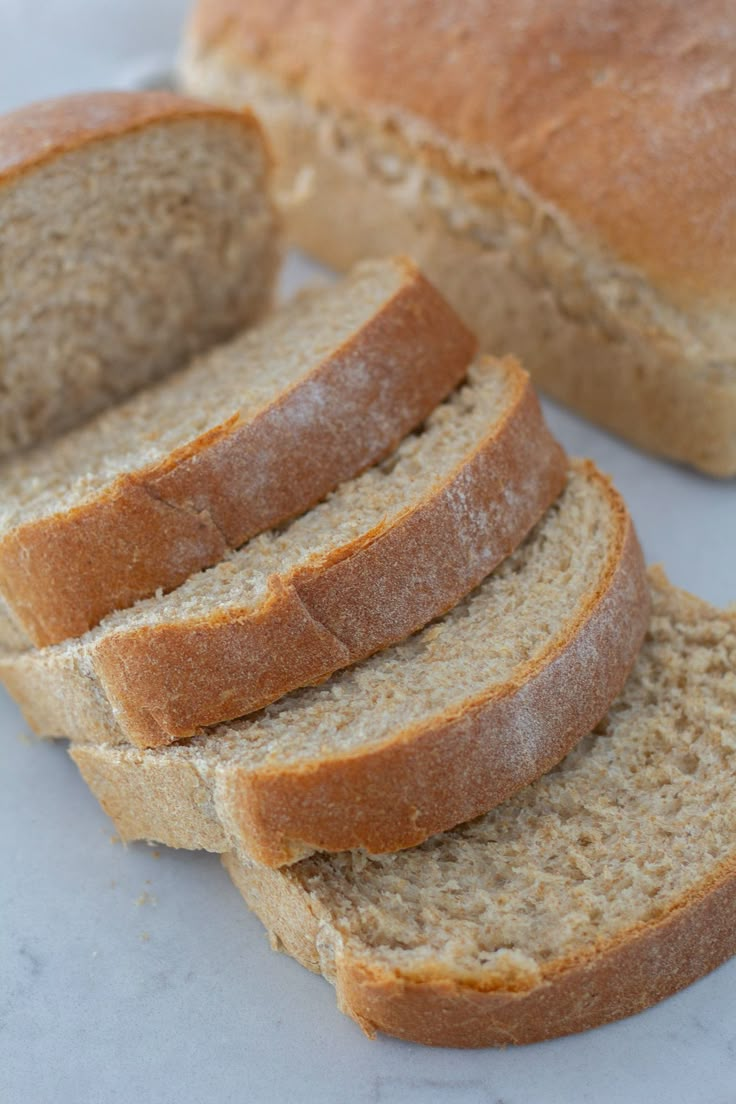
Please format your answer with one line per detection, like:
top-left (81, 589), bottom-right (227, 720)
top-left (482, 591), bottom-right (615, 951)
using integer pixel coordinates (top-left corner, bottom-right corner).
top-left (1, 3), bottom-right (735, 1101)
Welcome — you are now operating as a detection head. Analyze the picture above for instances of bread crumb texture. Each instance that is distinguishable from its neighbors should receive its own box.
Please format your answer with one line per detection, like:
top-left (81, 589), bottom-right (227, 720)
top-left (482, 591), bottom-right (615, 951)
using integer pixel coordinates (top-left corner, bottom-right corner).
top-left (0, 93), bottom-right (276, 454)
top-left (283, 574), bottom-right (735, 988)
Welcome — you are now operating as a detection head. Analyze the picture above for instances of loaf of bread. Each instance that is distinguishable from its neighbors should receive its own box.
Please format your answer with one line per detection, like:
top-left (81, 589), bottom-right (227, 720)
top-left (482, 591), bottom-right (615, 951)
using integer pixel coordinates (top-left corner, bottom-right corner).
top-left (71, 462), bottom-right (648, 865)
top-left (224, 570), bottom-right (736, 1045)
top-left (181, 1), bottom-right (736, 476)
top-left (0, 257), bottom-right (473, 648)
top-left (5, 50), bottom-right (728, 1057)
top-left (0, 357), bottom-right (566, 748)
top-left (0, 90), bottom-right (278, 457)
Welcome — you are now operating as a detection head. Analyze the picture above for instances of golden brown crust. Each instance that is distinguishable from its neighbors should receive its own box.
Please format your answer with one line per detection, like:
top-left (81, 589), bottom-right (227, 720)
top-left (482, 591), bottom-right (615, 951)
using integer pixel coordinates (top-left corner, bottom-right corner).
top-left (188, 0), bottom-right (736, 310)
top-left (0, 89), bottom-right (264, 184)
top-left (183, 2), bottom-right (736, 475)
top-left (0, 260), bottom-right (474, 647)
top-left (89, 362), bottom-right (567, 747)
top-left (258, 102), bottom-right (736, 476)
top-left (71, 463), bottom-right (648, 865)
top-left (347, 865), bottom-right (736, 1046)
top-left (224, 483), bottom-right (648, 864)
top-left (226, 852), bottom-right (736, 1047)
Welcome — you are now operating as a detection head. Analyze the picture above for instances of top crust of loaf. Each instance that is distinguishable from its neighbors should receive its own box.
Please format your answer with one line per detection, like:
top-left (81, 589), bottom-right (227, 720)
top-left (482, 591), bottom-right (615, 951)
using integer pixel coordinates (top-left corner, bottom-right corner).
top-left (0, 89), bottom-right (265, 182)
top-left (187, 0), bottom-right (736, 314)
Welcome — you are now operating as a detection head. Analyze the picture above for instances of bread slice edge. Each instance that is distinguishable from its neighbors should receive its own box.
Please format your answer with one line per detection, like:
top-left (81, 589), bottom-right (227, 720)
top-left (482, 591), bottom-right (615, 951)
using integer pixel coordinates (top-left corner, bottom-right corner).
top-left (223, 843), bottom-right (736, 1047)
top-left (0, 258), bottom-right (474, 647)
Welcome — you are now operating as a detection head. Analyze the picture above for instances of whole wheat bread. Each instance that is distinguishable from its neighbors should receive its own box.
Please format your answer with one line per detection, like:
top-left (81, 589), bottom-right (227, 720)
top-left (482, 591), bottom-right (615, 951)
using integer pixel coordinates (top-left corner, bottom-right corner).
top-left (0, 90), bottom-right (278, 459)
top-left (72, 462), bottom-right (648, 865)
top-left (0, 257), bottom-right (472, 648)
top-left (1, 357), bottom-right (565, 748)
top-left (181, 2), bottom-right (736, 475)
top-left (223, 570), bottom-right (736, 1044)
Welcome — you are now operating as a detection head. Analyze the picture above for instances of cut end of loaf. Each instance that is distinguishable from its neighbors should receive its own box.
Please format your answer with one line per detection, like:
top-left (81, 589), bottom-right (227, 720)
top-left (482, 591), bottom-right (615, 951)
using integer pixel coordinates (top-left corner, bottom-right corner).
top-left (0, 91), bottom-right (279, 456)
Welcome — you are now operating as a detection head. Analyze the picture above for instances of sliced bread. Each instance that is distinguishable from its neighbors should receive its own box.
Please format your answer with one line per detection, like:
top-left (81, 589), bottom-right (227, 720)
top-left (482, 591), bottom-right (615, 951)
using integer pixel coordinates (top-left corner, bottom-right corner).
top-left (0, 257), bottom-right (474, 648)
top-left (0, 90), bottom-right (278, 458)
top-left (223, 570), bottom-right (736, 1045)
top-left (2, 356), bottom-right (566, 749)
top-left (72, 462), bottom-right (648, 865)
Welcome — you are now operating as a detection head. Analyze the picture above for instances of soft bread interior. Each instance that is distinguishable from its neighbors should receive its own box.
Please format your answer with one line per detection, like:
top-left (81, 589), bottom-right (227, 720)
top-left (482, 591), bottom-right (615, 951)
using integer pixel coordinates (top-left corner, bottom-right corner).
top-left (261, 574), bottom-right (735, 988)
top-left (56, 355), bottom-right (519, 645)
top-left (0, 259), bottom-right (410, 529)
top-left (180, 461), bottom-right (621, 768)
top-left (0, 115), bottom-right (275, 455)
top-left (73, 460), bottom-right (638, 857)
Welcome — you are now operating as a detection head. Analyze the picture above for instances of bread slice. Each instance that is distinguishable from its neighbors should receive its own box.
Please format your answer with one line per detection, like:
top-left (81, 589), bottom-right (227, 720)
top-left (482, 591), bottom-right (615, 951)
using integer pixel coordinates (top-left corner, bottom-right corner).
top-left (1, 356), bottom-right (566, 749)
top-left (72, 462), bottom-right (648, 865)
top-left (222, 570), bottom-right (736, 1045)
top-left (0, 90), bottom-right (278, 459)
top-left (0, 256), bottom-right (474, 648)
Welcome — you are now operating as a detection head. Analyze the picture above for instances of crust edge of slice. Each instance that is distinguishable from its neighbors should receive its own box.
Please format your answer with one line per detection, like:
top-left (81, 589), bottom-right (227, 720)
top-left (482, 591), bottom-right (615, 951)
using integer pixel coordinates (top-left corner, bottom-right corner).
top-left (0, 257), bottom-right (474, 647)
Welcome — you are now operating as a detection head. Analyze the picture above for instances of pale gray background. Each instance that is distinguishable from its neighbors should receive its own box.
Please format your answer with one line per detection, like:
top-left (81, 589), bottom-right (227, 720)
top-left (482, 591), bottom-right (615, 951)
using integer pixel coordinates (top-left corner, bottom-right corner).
top-left (1, 3), bottom-right (735, 1102)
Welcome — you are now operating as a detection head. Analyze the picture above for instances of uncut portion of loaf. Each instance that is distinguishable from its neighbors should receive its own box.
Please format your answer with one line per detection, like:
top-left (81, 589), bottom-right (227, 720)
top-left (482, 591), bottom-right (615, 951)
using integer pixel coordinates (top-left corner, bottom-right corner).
top-left (1, 357), bottom-right (567, 749)
top-left (72, 461), bottom-right (648, 865)
top-left (0, 256), bottom-right (473, 647)
top-left (0, 90), bottom-right (278, 458)
top-left (181, 2), bottom-right (736, 475)
top-left (225, 570), bottom-right (736, 1045)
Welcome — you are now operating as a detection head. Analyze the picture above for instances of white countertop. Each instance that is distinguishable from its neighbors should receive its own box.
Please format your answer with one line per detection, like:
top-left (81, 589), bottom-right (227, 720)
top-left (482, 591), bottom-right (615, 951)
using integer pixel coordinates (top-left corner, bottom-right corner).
top-left (1, 3), bottom-right (735, 1101)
